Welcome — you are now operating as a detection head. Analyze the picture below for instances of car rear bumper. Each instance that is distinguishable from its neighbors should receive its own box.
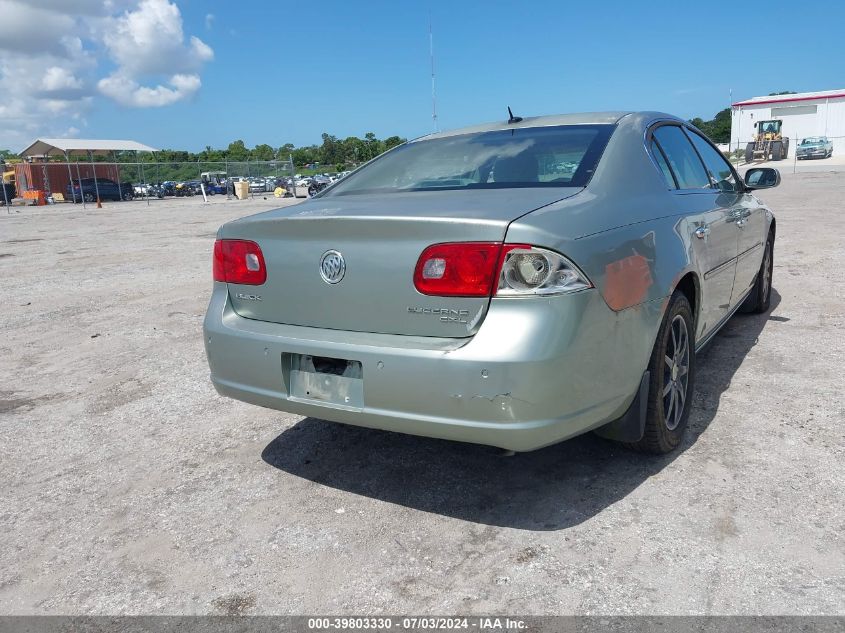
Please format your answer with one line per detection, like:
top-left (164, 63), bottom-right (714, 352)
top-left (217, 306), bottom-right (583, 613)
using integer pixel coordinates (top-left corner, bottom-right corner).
top-left (203, 283), bottom-right (659, 451)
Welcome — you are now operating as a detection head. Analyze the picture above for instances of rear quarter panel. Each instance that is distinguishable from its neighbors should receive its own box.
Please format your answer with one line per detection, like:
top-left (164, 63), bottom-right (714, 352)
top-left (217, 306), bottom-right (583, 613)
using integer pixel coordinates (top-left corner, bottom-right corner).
top-left (505, 113), bottom-right (705, 375)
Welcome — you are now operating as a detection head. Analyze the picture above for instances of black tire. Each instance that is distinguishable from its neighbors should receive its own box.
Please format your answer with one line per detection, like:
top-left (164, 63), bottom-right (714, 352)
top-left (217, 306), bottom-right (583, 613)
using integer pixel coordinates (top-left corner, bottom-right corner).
top-left (741, 231), bottom-right (774, 314)
top-left (782, 138), bottom-right (789, 159)
top-left (626, 292), bottom-right (695, 454)
top-left (83, 192), bottom-right (95, 203)
top-left (122, 192), bottom-right (133, 201)
top-left (745, 143), bottom-right (754, 163)
top-left (771, 141), bottom-right (783, 161)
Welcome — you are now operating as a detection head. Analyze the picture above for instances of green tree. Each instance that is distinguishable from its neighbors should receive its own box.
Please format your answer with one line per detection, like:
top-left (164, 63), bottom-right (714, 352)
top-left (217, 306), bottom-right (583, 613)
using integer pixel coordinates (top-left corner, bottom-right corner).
top-left (383, 136), bottom-right (405, 151)
top-left (199, 145), bottom-right (224, 162)
top-left (363, 132), bottom-right (381, 160)
top-left (252, 143), bottom-right (275, 161)
top-left (292, 146), bottom-right (319, 166)
top-left (226, 140), bottom-right (249, 161)
top-left (342, 136), bottom-right (366, 165)
top-left (688, 108), bottom-right (731, 143)
top-left (319, 133), bottom-right (341, 165)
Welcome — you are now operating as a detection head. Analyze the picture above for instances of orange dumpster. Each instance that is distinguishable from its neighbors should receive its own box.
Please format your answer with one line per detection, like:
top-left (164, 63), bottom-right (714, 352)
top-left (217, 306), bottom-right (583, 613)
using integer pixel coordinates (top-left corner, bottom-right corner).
top-left (22, 190), bottom-right (46, 206)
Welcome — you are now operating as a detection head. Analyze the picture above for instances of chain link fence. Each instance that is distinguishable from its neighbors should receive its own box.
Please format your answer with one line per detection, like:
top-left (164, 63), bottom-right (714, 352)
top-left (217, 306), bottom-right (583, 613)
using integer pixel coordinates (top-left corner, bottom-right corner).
top-left (3, 159), bottom-right (299, 210)
top-left (720, 135), bottom-right (844, 173)
top-left (4, 137), bottom-right (843, 212)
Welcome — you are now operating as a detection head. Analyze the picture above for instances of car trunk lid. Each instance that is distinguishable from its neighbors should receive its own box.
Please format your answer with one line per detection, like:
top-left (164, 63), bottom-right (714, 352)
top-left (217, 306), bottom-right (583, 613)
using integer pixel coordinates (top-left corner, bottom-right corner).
top-left (221, 188), bottom-right (580, 337)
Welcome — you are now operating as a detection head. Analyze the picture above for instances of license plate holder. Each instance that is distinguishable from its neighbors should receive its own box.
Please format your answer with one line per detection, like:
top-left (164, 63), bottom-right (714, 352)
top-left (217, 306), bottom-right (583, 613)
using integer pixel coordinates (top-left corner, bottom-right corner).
top-left (287, 354), bottom-right (364, 410)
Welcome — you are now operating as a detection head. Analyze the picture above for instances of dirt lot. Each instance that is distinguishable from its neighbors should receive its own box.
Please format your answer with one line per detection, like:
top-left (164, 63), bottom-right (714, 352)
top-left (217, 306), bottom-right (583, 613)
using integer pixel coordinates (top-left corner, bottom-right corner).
top-left (1, 175), bottom-right (843, 615)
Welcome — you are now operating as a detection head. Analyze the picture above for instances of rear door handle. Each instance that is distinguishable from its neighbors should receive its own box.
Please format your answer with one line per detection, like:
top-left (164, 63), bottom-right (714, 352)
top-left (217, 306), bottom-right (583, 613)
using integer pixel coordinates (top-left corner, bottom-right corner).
top-left (694, 226), bottom-right (710, 239)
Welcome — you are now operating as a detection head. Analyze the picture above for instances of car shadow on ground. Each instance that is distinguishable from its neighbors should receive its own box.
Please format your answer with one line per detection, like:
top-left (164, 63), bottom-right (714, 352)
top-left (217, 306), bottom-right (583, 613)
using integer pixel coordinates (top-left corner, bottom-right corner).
top-left (261, 290), bottom-right (781, 530)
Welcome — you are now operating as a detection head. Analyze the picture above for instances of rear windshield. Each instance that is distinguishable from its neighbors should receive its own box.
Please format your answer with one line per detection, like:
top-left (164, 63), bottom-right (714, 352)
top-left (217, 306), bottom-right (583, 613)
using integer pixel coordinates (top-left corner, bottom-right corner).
top-left (324, 124), bottom-right (615, 196)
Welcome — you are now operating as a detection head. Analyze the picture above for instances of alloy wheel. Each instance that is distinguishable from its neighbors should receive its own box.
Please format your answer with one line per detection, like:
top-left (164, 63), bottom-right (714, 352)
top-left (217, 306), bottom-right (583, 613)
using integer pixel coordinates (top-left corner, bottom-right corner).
top-left (761, 242), bottom-right (772, 304)
top-left (663, 315), bottom-right (690, 431)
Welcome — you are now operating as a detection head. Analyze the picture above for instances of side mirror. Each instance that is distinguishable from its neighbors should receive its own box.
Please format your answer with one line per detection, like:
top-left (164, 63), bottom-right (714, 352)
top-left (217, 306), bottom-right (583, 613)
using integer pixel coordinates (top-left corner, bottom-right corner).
top-left (744, 167), bottom-right (780, 190)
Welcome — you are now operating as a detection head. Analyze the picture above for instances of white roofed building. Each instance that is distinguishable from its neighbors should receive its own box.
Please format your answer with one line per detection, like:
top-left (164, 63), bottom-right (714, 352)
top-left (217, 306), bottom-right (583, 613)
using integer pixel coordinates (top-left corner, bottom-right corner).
top-left (731, 89), bottom-right (845, 156)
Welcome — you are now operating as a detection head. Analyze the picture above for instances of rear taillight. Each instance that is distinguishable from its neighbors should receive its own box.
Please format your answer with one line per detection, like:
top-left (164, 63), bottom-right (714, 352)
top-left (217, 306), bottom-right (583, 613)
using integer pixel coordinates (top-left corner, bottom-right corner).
top-left (413, 242), bottom-right (525, 297)
top-left (413, 242), bottom-right (592, 297)
top-left (213, 239), bottom-right (266, 285)
top-left (496, 246), bottom-right (592, 296)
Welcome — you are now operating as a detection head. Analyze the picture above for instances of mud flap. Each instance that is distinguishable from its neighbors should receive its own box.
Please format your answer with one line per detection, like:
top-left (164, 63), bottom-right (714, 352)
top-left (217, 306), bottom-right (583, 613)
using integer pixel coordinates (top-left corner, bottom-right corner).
top-left (593, 371), bottom-right (649, 442)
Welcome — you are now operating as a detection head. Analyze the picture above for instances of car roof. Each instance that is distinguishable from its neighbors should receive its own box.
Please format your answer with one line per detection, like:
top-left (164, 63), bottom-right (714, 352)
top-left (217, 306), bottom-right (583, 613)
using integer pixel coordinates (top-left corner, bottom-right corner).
top-left (414, 111), bottom-right (635, 142)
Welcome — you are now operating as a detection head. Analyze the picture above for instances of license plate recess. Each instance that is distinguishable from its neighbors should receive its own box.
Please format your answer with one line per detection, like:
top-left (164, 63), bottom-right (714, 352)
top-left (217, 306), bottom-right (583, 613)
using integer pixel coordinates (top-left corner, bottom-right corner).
top-left (287, 354), bottom-right (364, 410)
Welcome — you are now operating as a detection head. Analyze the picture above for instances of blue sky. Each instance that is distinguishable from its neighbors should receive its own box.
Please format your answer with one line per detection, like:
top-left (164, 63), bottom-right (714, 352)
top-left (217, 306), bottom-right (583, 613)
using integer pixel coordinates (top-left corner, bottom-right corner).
top-left (2, 0), bottom-right (844, 152)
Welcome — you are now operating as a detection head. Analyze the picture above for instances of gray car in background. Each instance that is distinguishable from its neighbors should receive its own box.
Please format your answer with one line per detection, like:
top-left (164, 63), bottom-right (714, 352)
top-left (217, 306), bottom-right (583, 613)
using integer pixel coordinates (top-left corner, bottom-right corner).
top-left (797, 136), bottom-right (833, 159)
top-left (204, 111), bottom-right (779, 454)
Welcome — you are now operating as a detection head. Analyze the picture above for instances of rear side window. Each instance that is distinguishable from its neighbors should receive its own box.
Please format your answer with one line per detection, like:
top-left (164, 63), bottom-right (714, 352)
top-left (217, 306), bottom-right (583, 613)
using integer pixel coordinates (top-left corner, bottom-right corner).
top-left (685, 130), bottom-right (738, 192)
top-left (652, 126), bottom-right (710, 190)
top-left (650, 140), bottom-right (677, 189)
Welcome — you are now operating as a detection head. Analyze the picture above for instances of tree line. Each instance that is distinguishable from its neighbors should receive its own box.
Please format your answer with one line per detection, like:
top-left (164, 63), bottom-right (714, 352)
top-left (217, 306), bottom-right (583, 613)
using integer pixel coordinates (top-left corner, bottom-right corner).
top-left (1, 132), bottom-right (408, 173)
top-left (3, 94), bottom-right (798, 170)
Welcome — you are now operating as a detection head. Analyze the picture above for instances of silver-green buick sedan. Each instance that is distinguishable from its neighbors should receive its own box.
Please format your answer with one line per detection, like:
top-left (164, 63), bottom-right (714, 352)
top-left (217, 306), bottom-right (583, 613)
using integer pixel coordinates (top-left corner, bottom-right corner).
top-left (204, 111), bottom-right (778, 454)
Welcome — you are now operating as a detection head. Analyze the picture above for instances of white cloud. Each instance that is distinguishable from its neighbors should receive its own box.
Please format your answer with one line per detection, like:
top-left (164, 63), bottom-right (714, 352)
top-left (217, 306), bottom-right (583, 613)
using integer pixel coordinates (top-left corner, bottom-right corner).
top-left (0, 1), bottom-right (76, 55)
top-left (42, 67), bottom-right (85, 92)
top-left (98, 73), bottom-right (201, 107)
top-left (0, 0), bottom-right (213, 150)
top-left (101, 0), bottom-right (213, 76)
top-left (205, 13), bottom-right (215, 29)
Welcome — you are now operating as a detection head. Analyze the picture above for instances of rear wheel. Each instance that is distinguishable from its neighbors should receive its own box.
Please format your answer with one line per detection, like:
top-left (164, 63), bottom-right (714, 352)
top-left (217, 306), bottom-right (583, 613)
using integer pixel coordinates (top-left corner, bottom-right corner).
top-left (745, 143), bottom-right (754, 163)
top-left (627, 292), bottom-right (695, 454)
top-left (122, 192), bottom-right (133, 201)
top-left (742, 232), bottom-right (774, 314)
top-left (83, 192), bottom-right (95, 203)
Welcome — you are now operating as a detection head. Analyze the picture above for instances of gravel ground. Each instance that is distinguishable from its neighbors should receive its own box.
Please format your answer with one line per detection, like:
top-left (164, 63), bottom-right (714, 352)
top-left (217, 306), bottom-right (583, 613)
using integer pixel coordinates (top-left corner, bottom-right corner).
top-left (0, 175), bottom-right (843, 615)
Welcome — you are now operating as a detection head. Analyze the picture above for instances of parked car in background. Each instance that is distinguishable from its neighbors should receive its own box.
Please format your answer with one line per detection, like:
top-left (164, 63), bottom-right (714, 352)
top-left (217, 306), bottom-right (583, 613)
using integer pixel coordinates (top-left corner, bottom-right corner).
top-left (132, 183), bottom-right (166, 198)
top-left (307, 175), bottom-right (331, 196)
top-left (67, 178), bottom-right (134, 202)
top-left (248, 178), bottom-right (269, 193)
top-left (201, 171), bottom-right (229, 194)
top-left (188, 181), bottom-right (206, 194)
top-left (174, 181), bottom-right (195, 197)
top-left (145, 184), bottom-right (166, 199)
top-left (204, 111), bottom-right (779, 455)
top-left (797, 137), bottom-right (833, 159)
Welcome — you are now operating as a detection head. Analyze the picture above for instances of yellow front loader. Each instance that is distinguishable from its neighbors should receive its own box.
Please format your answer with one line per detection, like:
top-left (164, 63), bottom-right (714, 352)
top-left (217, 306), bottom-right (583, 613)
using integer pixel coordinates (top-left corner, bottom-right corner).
top-left (745, 120), bottom-right (789, 162)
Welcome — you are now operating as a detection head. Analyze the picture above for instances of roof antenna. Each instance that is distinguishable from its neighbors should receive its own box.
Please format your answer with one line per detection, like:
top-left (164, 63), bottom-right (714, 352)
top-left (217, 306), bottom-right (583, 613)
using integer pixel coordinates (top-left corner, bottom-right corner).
top-left (507, 106), bottom-right (522, 124)
top-left (429, 13), bottom-right (438, 132)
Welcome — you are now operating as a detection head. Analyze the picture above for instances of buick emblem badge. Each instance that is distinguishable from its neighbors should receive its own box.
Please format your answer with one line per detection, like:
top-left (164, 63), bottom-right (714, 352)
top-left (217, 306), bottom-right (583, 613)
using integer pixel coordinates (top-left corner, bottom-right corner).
top-left (319, 250), bottom-right (346, 284)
